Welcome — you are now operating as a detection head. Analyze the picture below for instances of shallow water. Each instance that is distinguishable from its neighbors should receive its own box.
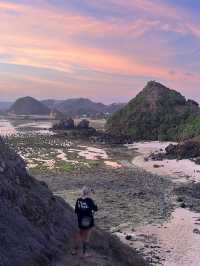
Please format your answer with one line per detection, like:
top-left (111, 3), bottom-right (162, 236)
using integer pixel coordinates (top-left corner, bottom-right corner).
top-left (0, 118), bottom-right (52, 136)
top-left (0, 119), bottom-right (16, 136)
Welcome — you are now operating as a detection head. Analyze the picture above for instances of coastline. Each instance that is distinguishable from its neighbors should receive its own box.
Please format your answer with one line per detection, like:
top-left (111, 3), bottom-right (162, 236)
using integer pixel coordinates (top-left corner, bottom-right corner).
top-left (117, 141), bottom-right (200, 265)
top-left (129, 141), bottom-right (200, 183)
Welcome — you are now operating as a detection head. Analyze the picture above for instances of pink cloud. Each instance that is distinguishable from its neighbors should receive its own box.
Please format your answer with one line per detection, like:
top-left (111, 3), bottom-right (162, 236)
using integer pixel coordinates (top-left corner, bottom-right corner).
top-left (0, 0), bottom-right (200, 101)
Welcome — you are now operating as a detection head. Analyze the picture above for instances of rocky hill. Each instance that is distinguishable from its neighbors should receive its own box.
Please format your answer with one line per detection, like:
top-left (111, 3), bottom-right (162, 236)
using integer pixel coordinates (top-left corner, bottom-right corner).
top-left (0, 138), bottom-right (147, 266)
top-left (42, 98), bottom-right (124, 117)
top-left (57, 98), bottom-right (106, 116)
top-left (41, 99), bottom-right (62, 109)
top-left (9, 96), bottom-right (51, 115)
top-left (106, 81), bottom-right (200, 141)
top-left (8, 97), bottom-right (64, 118)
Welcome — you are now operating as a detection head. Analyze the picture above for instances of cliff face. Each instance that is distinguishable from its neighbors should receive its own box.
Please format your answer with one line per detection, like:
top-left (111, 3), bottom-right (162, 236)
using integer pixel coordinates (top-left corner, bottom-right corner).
top-left (0, 138), bottom-right (75, 265)
top-left (106, 81), bottom-right (200, 141)
top-left (0, 138), bottom-right (147, 266)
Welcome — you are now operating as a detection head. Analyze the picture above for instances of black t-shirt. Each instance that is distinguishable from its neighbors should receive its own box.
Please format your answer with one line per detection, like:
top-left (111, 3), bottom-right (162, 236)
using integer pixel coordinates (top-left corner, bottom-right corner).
top-left (75, 197), bottom-right (98, 229)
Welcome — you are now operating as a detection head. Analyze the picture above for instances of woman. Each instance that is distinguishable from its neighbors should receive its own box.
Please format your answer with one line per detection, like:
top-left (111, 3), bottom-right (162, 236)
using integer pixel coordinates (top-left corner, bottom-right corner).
top-left (73, 186), bottom-right (98, 256)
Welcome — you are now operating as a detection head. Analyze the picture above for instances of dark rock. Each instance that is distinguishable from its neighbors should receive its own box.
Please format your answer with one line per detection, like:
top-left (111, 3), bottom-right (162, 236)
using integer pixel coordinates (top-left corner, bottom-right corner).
top-left (165, 144), bottom-right (177, 156)
top-left (125, 235), bottom-right (132, 241)
top-left (165, 140), bottom-right (200, 160)
top-left (176, 197), bottom-right (183, 202)
top-left (150, 153), bottom-right (164, 161)
top-left (187, 99), bottom-right (199, 107)
top-left (180, 202), bottom-right (186, 208)
top-left (52, 118), bottom-right (75, 130)
top-left (193, 228), bottom-right (200, 234)
top-left (153, 164), bottom-right (164, 168)
top-left (77, 119), bottom-right (90, 129)
top-left (193, 157), bottom-right (200, 165)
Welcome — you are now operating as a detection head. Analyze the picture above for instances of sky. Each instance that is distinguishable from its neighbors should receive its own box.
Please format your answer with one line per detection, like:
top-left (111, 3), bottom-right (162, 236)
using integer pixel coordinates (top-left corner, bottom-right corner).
top-left (0, 0), bottom-right (200, 103)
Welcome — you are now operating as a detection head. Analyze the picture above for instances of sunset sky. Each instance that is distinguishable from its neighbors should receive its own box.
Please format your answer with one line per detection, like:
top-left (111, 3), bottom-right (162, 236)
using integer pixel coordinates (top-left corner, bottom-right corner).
top-left (0, 0), bottom-right (200, 103)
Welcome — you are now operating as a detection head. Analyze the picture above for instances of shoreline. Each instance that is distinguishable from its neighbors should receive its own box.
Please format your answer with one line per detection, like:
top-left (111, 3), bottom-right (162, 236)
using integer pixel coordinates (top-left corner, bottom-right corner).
top-left (116, 208), bottom-right (200, 266)
top-left (117, 141), bottom-right (200, 265)
top-left (129, 141), bottom-right (200, 183)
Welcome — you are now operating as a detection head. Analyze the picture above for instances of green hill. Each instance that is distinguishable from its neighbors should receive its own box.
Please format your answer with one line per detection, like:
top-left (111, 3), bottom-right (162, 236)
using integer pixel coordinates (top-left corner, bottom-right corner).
top-left (42, 98), bottom-right (125, 117)
top-left (106, 81), bottom-right (200, 141)
top-left (9, 96), bottom-right (51, 115)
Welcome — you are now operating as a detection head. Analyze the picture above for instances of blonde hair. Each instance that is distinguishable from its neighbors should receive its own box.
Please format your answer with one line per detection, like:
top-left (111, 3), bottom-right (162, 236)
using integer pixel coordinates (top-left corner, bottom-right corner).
top-left (81, 186), bottom-right (91, 197)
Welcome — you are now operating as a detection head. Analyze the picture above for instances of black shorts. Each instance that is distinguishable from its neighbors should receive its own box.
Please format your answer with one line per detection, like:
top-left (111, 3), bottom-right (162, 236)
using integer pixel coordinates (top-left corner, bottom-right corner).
top-left (78, 215), bottom-right (94, 229)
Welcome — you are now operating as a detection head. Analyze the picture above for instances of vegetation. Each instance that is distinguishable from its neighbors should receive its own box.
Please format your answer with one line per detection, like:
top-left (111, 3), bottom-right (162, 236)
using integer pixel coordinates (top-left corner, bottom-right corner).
top-left (106, 81), bottom-right (200, 141)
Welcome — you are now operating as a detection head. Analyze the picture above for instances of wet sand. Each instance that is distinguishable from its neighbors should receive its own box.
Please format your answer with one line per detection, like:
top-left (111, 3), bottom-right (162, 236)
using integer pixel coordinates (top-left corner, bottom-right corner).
top-left (130, 141), bottom-right (200, 183)
top-left (120, 141), bottom-right (200, 265)
top-left (117, 208), bottom-right (200, 265)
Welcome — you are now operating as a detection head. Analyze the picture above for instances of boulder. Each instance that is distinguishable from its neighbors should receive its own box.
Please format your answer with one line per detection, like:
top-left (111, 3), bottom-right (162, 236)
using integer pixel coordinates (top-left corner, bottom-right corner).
top-left (76, 119), bottom-right (90, 129)
top-left (53, 118), bottom-right (75, 130)
top-left (165, 140), bottom-right (200, 159)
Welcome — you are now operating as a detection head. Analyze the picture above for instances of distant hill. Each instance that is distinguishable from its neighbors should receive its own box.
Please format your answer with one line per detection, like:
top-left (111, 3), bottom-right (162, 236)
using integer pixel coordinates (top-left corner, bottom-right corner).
top-left (42, 98), bottom-right (124, 117)
top-left (106, 81), bottom-right (200, 141)
top-left (0, 101), bottom-right (13, 111)
top-left (9, 96), bottom-right (51, 115)
top-left (57, 98), bottom-right (106, 116)
top-left (105, 103), bottom-right (126, 114)
top-left (41, 99), bottom-right (62, 109)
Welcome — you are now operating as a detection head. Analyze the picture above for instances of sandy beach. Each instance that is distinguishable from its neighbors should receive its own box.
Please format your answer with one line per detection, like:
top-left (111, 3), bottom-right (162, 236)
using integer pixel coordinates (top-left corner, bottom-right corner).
top-left (117, 208), bottom-right (200, 265)
top-left (129, 141), bottom-right (200, 183)
top-left (118, 141), bottom-right (200, 265)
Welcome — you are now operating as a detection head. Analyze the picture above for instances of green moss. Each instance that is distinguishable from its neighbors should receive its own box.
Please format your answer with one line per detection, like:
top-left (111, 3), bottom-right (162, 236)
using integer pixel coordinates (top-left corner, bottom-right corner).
top-left (55, 161), bottom-right (74, 172)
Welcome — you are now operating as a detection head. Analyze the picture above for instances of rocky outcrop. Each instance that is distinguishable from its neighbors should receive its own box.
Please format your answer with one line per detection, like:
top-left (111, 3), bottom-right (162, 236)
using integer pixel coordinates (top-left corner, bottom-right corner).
top-left (165, 140), bottom-right (200, 160)
top-left (106, 81), bottom-right (200, 141)
top-left (0, 138), bottom-right (147, 265)
top-left (52, 119), bottom-right (133, 144)
top-left (149, 137), bottom-right (200, 165)
top-left (52, 118), bottom-right (75, 130)
top-left (76, 119), bottom-right (90, 129)
top-left (52, 119), bottom-right (97, 139)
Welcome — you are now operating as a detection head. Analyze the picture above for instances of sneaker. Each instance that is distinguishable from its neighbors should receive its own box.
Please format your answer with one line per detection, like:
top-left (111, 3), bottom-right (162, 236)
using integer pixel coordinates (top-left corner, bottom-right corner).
top-left (71, 248), bottom-right (78, 256)
top-left (83, 252), bottom-right (92, 258)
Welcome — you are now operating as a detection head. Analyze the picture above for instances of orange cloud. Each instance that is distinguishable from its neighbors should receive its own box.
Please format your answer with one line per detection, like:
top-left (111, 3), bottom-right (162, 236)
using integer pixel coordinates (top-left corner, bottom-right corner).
top-left (0, 2), bottom-right (24, 11)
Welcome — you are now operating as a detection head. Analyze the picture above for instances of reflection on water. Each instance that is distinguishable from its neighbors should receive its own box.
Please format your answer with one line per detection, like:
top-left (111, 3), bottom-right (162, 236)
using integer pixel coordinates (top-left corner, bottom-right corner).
top-left (0, 119), bottom-right (16, 136)
top-left (0, 118), bottom-right (53, 136)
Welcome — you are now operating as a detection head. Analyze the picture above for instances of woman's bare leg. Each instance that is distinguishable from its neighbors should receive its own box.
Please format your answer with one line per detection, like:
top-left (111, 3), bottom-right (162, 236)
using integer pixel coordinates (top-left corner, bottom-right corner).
top-left (80, 228), bottom-right (93, 255)
top-left (71, 231), bottom-right (81, 255)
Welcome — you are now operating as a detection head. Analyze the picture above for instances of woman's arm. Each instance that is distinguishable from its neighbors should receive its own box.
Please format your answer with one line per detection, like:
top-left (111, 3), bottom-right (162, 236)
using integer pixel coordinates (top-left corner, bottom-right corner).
top-left (91, 199), bottom-right (98, 212)
top-left (75, 199), bottom-right (78, 213)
